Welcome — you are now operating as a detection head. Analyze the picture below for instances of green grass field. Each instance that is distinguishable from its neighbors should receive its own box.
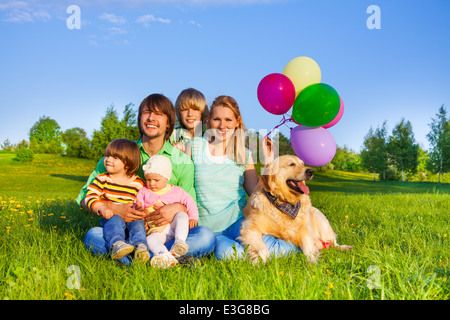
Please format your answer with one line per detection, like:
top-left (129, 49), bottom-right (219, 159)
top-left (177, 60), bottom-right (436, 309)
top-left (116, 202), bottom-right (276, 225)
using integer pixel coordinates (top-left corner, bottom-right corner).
top-left (0, 151), bottom-right (448, 300)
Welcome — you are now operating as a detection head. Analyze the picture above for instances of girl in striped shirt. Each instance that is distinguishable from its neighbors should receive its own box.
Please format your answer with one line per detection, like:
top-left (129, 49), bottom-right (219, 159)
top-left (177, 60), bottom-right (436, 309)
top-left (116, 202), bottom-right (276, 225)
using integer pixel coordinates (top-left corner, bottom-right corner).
top-left (85, 138), bottom-right (149, 263)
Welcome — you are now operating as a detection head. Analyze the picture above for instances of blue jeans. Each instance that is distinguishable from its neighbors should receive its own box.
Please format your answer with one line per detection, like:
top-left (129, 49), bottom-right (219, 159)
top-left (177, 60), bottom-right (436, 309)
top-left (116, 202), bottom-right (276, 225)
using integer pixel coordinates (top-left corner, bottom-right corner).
top-left (214, 217), bottom-right (299, 260)
top-left (84, 221), bottom-right (216, 266)
top-left (102, 215), bottom-right (147, 252)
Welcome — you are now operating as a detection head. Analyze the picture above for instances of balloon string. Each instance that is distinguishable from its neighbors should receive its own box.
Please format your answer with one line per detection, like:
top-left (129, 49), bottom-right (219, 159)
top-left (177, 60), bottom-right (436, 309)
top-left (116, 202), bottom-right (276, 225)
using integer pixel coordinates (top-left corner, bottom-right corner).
top-left (248, 113), bottom-right (295, 151)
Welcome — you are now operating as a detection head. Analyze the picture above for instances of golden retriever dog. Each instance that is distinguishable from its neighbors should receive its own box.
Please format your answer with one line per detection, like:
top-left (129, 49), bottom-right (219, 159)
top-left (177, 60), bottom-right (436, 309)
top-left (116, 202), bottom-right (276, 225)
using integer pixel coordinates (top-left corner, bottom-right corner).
top-left (239, 155), bottom-right (351, 264)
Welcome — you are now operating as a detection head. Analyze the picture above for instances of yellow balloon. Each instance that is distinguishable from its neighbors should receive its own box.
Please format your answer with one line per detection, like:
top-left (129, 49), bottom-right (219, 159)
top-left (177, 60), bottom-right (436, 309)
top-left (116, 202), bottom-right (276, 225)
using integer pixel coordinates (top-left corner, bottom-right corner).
top-left (282, 56), bottom-right (321, 97)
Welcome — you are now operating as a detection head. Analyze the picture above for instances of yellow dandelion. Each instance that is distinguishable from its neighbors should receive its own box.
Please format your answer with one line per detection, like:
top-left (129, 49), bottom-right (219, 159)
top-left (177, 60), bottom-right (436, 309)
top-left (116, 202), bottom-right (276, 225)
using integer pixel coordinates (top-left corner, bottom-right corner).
top-left (324, 291), bottom-right (331, 296)
top-left (328, 283), bottom-right (334, 289)
top-left (25, 224), bottom-right (30, 228)
top-left (444, 234), bottom-right (447, 238)
top-left (6, 226), bottom-right (11, 230)
top-left (345, 215), bottom-right (348, 219)
top-left (279, 271), bottom-right (284, 276)
top-left (27, 210), bottom-right (34, 214)
top-left (64, 292), bottom-right (75, 300)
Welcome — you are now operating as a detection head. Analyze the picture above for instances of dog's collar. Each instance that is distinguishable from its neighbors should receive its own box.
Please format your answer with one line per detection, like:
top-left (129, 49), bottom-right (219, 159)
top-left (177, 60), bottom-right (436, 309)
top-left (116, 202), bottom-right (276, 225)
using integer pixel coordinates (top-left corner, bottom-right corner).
top-left (263, 190), bottom-right (301, 219)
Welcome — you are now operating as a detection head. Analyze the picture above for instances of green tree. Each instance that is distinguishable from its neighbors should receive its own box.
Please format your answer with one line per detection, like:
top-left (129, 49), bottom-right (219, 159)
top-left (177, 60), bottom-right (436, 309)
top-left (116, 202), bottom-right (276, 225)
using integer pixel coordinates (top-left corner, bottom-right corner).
top-left (275, 131), bottom-right (295, 156)
top-left (90, 103), bottom-right (139, 160)
top-left (121, 103), bottom-right (139, 140)
top-left (387, 118), bottom-right (419, 181)
top-left (360, 121), bottom-right (388, 180)
top-left (332, 145), bottom-right (361, 172)
top-left (426, 105), bottom-right (450, 183)
top-left (14, 139), bottom-right (33, 162)
top-left (1, 139), bottom-right (15, 151)
top-left (62, 127), bottom-right (91, 158)
top-left (29, 115), bottom-right (63, 154)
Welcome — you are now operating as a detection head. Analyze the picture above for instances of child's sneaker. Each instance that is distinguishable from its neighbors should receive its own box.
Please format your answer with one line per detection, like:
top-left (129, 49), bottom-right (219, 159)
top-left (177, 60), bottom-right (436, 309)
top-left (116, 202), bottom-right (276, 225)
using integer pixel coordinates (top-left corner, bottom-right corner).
top-left (134, 243), bottom-right (150, 263)
top-left (170, 240), bottom-right (189, 258)
top-left (111, 241), bottom-right (134, 260)
top-left (150, 252), bottom-right (178, 269)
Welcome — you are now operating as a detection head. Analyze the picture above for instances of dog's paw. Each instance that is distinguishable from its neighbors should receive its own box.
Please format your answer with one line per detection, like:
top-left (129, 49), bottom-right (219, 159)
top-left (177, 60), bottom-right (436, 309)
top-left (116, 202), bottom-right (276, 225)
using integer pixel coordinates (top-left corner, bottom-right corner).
top-left (258, 248), bottom-right (270, 263)
top-left (337, 245), bottom-right (352, 251)
top-left (248, 248), bottom-right (269, 265)
top-left (306, 254), bottom-right (319, 264)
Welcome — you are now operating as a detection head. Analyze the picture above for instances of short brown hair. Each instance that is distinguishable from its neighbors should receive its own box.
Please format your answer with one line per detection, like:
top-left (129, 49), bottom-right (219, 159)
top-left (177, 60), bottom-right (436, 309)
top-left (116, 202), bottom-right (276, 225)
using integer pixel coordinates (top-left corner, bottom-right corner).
top-left (137, 94), bottom-right (175, 140)
top-left (104, 138), bottom-right (141, 177)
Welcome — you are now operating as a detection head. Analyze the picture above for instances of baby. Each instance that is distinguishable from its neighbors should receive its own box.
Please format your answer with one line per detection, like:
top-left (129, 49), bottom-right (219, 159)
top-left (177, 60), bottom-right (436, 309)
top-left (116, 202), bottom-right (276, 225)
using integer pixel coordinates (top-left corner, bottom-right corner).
top-left (135, 155), bottom-right (198, 268)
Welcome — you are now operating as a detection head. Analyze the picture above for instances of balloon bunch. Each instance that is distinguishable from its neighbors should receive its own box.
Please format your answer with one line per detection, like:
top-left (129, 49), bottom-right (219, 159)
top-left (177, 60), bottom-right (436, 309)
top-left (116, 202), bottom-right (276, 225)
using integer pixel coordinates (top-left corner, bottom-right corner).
top-left (257, 56), bottom-right (344, 167)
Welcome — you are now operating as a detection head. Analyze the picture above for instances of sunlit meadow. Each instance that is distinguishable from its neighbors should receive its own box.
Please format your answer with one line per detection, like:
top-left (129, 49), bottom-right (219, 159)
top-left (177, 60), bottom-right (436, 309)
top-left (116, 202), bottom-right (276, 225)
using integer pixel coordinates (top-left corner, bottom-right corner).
top-left (0, 151), bottom-right (448, 300)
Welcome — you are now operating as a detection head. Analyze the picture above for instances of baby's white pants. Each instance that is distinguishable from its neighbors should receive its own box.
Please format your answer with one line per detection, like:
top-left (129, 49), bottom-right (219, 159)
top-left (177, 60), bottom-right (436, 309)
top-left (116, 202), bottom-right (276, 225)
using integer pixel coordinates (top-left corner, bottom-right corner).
top-left (146, 211), bottom-right (189, 255)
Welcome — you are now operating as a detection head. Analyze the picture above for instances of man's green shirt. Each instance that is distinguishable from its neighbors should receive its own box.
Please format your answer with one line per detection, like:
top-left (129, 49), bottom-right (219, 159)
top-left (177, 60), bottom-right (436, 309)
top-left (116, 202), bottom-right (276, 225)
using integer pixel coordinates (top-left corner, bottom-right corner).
top-left (76, 139), bottom-right (197, 206)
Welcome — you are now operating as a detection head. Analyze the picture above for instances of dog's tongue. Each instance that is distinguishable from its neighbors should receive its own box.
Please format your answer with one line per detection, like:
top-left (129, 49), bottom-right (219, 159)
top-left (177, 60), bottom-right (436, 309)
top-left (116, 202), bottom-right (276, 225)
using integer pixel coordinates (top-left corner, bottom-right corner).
top-left (298, 181), bottom-right (310, 195)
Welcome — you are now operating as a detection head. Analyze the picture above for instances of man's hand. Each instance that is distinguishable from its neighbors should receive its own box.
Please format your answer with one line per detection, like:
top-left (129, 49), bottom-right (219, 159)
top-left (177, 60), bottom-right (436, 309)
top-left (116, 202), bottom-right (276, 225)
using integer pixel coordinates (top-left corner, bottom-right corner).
top-left (81, 198), bottom-right (145, 222)
top-left (145, 202), bottom-right (187, 227)
top-left (108, 202), bottom-right (145, 222)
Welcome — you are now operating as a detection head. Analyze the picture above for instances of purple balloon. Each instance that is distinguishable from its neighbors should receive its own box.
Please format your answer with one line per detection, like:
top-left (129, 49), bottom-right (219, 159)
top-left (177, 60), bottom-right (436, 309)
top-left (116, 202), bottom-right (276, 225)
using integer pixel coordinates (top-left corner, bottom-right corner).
top-left (290, 125), bottom-right (336, 167)
top-left (257, 73), bottom-right (295, 115)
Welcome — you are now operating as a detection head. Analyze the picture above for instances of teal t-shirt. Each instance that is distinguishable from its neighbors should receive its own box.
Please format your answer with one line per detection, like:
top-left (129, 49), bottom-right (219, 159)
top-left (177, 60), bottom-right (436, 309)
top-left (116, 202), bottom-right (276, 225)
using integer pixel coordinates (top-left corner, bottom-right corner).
top-left (191, 137), bottom-right (251, 233)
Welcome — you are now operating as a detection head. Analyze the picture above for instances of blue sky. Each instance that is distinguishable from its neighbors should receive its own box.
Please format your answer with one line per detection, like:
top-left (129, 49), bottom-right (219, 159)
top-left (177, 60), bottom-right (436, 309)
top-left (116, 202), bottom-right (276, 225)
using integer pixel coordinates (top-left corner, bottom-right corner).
top-left (0, 0), bottom-right (449, 153)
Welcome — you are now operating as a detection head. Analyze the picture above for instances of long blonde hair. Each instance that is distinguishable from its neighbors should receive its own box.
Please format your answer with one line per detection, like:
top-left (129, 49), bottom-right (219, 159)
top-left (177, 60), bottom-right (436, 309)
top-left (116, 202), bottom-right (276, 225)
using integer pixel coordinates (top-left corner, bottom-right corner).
top-left (207, 95), bottom-right (247, 165)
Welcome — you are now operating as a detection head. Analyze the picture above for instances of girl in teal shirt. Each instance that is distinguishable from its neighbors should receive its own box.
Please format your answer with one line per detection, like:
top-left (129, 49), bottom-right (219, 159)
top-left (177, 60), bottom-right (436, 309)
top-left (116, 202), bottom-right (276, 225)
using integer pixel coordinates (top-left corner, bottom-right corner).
top-left (185, 95), bottom-right (298, 260)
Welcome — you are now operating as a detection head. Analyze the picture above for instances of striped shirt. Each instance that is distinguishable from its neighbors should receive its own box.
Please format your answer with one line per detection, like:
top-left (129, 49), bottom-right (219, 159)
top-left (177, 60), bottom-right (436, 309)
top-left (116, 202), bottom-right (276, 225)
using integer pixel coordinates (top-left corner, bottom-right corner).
top-left (191, 137), bottom-right (251, 233)
top-left (85, 173), bottom-right (145, 214)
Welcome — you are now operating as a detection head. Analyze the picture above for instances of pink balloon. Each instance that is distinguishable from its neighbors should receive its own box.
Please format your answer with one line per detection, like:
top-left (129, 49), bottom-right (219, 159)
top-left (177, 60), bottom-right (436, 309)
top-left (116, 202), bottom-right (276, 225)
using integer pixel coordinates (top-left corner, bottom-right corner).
top-left (322, 97), bottom-right (344, 129)
top-left (257, 73), bottom-right (295, 115)
top-left (290, 125), bottom-right (336, 167)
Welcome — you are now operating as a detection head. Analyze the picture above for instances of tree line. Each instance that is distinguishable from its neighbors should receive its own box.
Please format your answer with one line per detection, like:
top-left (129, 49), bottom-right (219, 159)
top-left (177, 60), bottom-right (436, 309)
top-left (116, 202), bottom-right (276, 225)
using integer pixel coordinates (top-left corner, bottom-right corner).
top-left (2, 103), bottom-right (449, 183)
top-left (2, 103), bottom-right (139, 163)
top-left (360, 105), bottom-right (450, 183)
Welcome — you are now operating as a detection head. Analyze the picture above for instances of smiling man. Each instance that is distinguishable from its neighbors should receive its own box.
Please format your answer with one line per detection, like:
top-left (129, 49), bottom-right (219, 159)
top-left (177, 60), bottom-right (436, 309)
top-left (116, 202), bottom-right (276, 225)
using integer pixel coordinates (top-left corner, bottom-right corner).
top-left (76, 93), bottom-right (215, 265)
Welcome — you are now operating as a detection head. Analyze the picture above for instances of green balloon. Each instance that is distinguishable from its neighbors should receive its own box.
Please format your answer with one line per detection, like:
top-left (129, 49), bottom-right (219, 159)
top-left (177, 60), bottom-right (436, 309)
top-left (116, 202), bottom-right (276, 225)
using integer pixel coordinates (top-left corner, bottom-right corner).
top-left (292, 83), bottom-right (340, 127)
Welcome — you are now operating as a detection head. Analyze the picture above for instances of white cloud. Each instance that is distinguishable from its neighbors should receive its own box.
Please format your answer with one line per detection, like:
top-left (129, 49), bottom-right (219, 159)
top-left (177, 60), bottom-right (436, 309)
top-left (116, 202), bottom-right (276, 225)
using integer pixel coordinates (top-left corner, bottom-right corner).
top-left (3, 10), bottom-right (33, 22)
top-left (0, 1), bottom-right (52, 23)
top-left (99, 13), bottom-right (126, 24)
top-left (108, 26), bottom-right (127, 35)
top-left (0, 1), bottom-right (29, 11)
top-left (189, 20), bottom-right (202, 28)
top-left (33, 9), bottom-right (51, 22)
top-left (136, 14), bottom-right (170, 27)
